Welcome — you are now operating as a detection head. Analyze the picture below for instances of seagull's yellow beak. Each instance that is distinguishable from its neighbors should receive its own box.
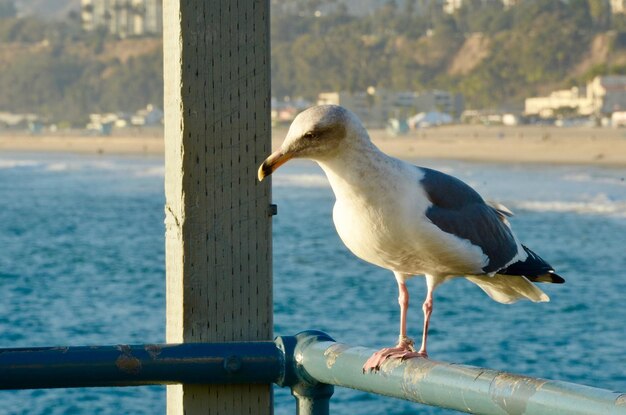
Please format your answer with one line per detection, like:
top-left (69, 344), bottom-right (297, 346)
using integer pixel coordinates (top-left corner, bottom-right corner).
top-left (258, 149), bottom-right (293, 181)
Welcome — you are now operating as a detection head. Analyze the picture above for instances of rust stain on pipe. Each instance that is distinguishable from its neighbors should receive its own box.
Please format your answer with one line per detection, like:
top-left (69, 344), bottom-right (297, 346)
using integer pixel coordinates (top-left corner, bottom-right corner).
top-left (323, 344), bottom-right (350, 369)
top-left (144, 344), bottom-right (162, 359)
top-left (115, 345), bottom-right (142, 375)
top-left (400, 359), bottom-right (439, 403)
top-left (402, 359), bottom-right (438, 384)
top-left (489, 372), bottom-right (547, 414)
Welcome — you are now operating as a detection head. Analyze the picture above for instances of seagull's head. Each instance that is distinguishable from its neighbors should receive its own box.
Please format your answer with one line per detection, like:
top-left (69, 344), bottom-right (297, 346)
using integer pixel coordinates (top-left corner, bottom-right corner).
top-left (258, 105), bottom-right (364, 181)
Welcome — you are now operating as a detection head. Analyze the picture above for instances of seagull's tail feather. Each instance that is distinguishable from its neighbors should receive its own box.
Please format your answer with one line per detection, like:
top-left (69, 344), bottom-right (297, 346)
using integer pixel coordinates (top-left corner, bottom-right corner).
top-left (467, 244), bottom-right (564, 303)
top-left (466, 274), bottom-right (549, 304)
top-left (498, 245), bottom-right (565, 284)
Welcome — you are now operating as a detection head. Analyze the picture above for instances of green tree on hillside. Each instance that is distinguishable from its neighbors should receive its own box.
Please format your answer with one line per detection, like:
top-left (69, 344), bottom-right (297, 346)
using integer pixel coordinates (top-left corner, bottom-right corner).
top-left (455, 0), bottom-right (594, 107)
top-left (0, 0), bottom-right (622, 121)
top-left (588, 0), bottom-right (611, 30)
top-left (99, 50), bottom-right (163, 113)
top-left (0, 52), bottom-right (88, 122)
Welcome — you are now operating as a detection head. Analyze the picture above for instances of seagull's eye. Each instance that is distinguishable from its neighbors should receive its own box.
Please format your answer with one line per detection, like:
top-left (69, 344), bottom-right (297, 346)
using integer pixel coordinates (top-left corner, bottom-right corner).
top-left (303, 131), bottom-right (316, 140)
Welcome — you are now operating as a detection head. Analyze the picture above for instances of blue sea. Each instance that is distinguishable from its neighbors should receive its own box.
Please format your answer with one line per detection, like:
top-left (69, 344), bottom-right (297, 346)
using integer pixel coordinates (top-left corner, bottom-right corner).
top-left (0, 152), bottom-right (625, 414)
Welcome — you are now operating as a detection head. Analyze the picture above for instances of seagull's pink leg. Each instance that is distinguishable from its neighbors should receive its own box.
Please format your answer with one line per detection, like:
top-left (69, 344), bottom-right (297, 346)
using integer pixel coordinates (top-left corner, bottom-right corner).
top-left (398, 278), bottom-right (410, 340)
top-left (363, 274), bottom-right (427, 373)
top-left (417, 285), bottom-right (434, 356)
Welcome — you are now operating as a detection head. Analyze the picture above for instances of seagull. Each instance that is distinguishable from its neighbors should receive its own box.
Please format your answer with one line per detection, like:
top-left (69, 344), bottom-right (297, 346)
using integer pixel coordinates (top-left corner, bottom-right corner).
top-left (258, 105), bottom-right (564, 372)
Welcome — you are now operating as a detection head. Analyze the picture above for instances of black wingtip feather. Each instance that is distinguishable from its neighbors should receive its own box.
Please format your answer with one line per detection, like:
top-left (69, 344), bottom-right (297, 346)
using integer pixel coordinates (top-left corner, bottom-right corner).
top-left (499, 245), bottom-right (565, 284)
top-left (532, 271), bottom-right (565, 284)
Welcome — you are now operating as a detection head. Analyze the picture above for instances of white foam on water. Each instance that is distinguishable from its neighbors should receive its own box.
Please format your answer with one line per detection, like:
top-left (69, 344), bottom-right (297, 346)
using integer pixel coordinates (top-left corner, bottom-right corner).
top-left (564, 173), bottom-right (626, 187)
top-left (42, 159), bottom-right (141, 174)
top-left (45, 162), bottom-right (70, 172)
top-left (513, 194), bottom-right (626, 218)
top-left (135, 166), bottom-right (165, 177)
top-left (0, 160), bottom-right (39, 169)
top-left (45, 161), bottom-right (109, 172)
top-left (90, 160), bottom-right (120, 171)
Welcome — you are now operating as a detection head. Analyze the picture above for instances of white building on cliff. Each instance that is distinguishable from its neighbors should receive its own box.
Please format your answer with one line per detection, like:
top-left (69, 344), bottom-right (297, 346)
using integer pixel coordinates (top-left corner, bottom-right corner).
top-left (525, 76), bottom-right (626, 117)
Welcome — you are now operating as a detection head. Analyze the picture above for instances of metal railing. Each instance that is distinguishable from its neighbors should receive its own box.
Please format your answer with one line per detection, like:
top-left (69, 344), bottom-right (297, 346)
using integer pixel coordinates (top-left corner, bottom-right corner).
top-left (1, 330), bottom-right (625, 414)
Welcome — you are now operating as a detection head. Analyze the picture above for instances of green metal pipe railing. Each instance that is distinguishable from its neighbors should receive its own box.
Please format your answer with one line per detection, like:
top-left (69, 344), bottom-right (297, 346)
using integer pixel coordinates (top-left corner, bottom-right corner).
top-left (291, 331), bottom-right (626, 415)
top-left (1, 331), bottom-right (625, 414)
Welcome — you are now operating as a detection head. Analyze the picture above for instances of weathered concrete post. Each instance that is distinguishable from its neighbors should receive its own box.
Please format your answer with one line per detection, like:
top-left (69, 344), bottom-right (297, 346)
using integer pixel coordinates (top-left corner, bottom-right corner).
top-left (163, 0), bottom-right (272, 414)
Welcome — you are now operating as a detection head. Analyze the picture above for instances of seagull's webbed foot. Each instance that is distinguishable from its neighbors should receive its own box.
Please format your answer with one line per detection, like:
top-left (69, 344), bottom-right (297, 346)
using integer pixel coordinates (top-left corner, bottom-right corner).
top-left (362, 336), bottom-right (427, 373)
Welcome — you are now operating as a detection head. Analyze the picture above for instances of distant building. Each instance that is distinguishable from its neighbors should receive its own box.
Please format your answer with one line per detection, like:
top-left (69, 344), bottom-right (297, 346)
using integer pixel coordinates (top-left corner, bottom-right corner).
top-left (588, 75), bottom-right (626, 113)
top-left (407, 111), bottom-right (453, 128)
top-left (501, 0), bottom-right (521, 8)
top-left (443, 0), bottom-right (463, 14)
top-left (411, 90), bottom-right (464, 116)
top-left (610, 0), bottom-right (626, 14)
top-left (525, 76), bottom-right (626, 117)
top-left (81, 0), bottom-right (162, 36)
top-left (0, 112), bottom-right (39, 130)
top-left (443, 0), bottom-right (521, 13)
top-left (317, 89), bottom-right (463, 128)
top-left (461, 109), bottom-right (515, 125)
top-left (611, 110), bottom-right (626, 126)
top-left (271, 98), bottom-right (312, 124)
top-left (524, 87), bottom-right (593, 118)
top-left (318, 90), bottom-right (391, 128)
top-left (131, 104), bottom-right (163, 126)
top-left (87, 112), bottom-right (117, 134)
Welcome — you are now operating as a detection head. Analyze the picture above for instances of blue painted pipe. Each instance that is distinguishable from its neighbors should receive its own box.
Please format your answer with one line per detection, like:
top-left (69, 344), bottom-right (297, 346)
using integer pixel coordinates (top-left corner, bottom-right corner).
top-left (0, 342), bottom-right (282, 389)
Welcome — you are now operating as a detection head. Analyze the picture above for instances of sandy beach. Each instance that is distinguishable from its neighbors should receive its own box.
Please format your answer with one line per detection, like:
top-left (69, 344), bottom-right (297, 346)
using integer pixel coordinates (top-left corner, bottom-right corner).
top-left (1, 125), bottom-right (626, 166)
top-left (365, 125), bottom-right (626, 167)
top-left (0, 130), bottom-right (165, 156)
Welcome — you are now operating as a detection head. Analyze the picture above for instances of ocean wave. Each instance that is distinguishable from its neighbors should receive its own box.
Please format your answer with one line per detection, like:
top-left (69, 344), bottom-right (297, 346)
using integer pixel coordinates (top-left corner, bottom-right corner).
top-left (513, 195), bottom-right (626, 217)
top-left (44, 161), bottom-right (118, 172)
top-left (135, 166), bottom-right (165, 177)
top-left (564, 173), bottom-right (626, 187)
top-left (0, 160), bottom-right (39, 169)
top-left (45, 162), bottom-right (71, 172)
top-left (273, 174), bottom-right (329, 188)
top-left (90, 161), bottom-right (120, 171)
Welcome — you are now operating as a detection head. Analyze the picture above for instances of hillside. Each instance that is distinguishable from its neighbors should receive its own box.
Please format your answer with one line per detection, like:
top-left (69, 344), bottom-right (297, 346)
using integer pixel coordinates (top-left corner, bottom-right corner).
top-left (271, 0), bottom-right (626, 109)
top-left (573, 32), bottom-right (626, 76)
top-left (447, 33), bottom-right (491, 76)
top-left (3, 0), bottom-right (626, 124)
top-left (0, 18), bottom-right (162, 125)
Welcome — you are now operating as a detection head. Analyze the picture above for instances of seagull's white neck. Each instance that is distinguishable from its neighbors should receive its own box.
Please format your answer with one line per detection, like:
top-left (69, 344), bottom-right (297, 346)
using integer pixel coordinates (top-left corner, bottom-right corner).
top-left (315, 134), bottom-right (405, 203)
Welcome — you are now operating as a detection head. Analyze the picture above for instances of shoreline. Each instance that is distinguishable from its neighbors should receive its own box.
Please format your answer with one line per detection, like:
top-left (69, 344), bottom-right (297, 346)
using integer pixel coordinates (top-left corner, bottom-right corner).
top-left (0, 132), bottom-right (165, 157)
top-left (366, 126), bottom-right (626, 167)
top-left (1, 125), bottom-right (626, 167)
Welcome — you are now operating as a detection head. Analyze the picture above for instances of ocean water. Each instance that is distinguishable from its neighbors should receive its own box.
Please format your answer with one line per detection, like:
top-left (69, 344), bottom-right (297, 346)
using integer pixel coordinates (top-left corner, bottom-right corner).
top-left (0, 152), bottom-right (625, 414)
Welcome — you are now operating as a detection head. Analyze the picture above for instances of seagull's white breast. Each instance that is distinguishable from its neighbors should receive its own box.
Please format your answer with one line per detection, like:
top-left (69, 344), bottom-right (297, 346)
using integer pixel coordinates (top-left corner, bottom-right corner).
top-left (320, 154), bottom-right (487, 278)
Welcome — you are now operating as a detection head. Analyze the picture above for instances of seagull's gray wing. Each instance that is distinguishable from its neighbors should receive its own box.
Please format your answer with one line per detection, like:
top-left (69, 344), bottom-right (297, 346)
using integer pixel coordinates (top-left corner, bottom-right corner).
top-left (419, 167), bottom-right (518, 274)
